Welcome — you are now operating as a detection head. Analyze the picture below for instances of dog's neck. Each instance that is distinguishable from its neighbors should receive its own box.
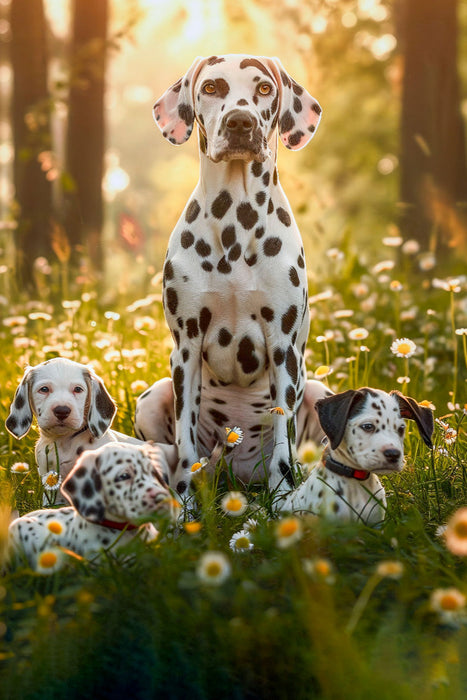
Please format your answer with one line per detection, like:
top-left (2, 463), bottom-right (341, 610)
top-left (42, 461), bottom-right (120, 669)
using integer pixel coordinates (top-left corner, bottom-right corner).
top-left (322, 448), bottom-right (371, 482)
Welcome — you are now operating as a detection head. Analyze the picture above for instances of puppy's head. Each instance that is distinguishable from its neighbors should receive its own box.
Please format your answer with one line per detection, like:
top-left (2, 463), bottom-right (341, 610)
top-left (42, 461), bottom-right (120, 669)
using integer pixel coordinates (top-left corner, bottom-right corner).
top-left (316, 388), bottom-right (434, 474)
top-left (6, 358), bottom-right (116, 440)
top-left (153, 54), bottom-right (322, 163)
top-left (61, 442), bottom-right (173, 524)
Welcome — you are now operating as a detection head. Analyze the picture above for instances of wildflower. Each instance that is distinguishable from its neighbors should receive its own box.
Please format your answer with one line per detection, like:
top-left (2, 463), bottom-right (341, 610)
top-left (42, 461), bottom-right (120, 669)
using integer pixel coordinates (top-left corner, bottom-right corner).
top-left (352, 282), bottom-right (369, 298)
top-left (444, 428), bottom-right (457, 445)
top-left (243, 518), bottom-right (259, 533)
top-left (455, 328), bottom-right (467, 336)
top-left (401, 239), bottom-right (420, 256)
top-left (397, 376), bottom-right (411, 385)
top-left (134, 316), bottom-right (157, 332)
top-left (298, 440), bottom-right (320, 464)
top-left (418, 253), bottom-right (436, 271)
top-left (390, 337), bottom-right (417, 358)
top-left (35, 548), bottom-right (65, 575)
top-left (316, 330), bottom-right (335, 342)
top-left (183, 521), bottom-right (202, 534)
top-left (444, 508), bottom-right (467, 556)
top-left (334, 309), bottom-right (354, 319)
top-left (130, 380), bottom-right (149, 394)
top-left (325, 247), bottom-right (344, 261)
top-left (28, 312), bottom-right (52, 321)
top-left (308, 289), bottom-right (334, 305)
top-left (10, 462), bottom-right (30, 474)
top-left (197, 551), bottom-right (231, 585)
top-left (42, 471), bottom-right (62, 491)
top-left (225, 426), bottom-right (244, 446)
top-left (376, 560), bottom-right (404, 579)
top-left (432, 277), bottom-right (461, 293)
top-left (47, 520), bottom-right (64, 536)
top-left (62, 300), bottom-right (81, 311)
top-left (372, 260), bottom-right (395, 274)
top-left (230, 530), bottom-right (254, 552)
top-left (419, 399), bottom-right (436, 411)
top-left (314, 365), bottom-right (333, 379)
top-left (221, 491), bottom-right (248, 517)
top-left (382, 236), bottom-right (403, 247)
top-left (430, 588), bottom-right (466, 623)
top-left (190, 457), bottom-right (209, 474)
top-left (3, 316), bottom-right (27, 328)
top-left (348, 327), bottom-right (369, 341)
top-left (269, 406), bottom-right (285, 415)
top-left (104, 311), bottom-right (120, 321)
top-left (275, 516), bottom-right (303, 549)
top-left (389, 280), bottom-right (403, 291)
top-left (303, 557), bottom-right (335, 583)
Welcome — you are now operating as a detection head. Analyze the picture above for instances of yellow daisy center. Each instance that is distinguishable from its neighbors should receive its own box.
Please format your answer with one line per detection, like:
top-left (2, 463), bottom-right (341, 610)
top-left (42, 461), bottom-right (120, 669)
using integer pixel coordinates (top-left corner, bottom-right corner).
top-left (315, 560), bottom-right (331, 577)
top-left (46, 474), bottom-right (59, 487)
top-left (191, 462), bottom-right (203, 472)
top-left (315, 365), bottom-right (330, 377)
top-left (39, 552), bottom-right (58, 569)
top-left (439, 593), bottom-right (463, 611)
top-left (235, 536), bottom-right (251, 549)
top-left (184, 522), bottom-right (202, 534)
top-left (14, 464), bottom-right (28, 472)
top-left (47, 522), bottom-right (63, 535)
top-left (453, 521), bottom-right (467, 539)
top-left (225, 498), bottom-right (243, 512)
top-left (278, 518), bottom-right (299, 538)
top-left (206, 562), bottom-right (222, 578)
top-left (226, 431), bottom-right (240, 444)
top-left (396, 342), bottom-right (412, 355)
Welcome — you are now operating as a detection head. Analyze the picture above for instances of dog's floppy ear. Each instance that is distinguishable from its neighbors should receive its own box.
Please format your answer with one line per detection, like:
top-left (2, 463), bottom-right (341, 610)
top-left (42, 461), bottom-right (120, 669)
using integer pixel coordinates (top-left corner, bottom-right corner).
top-left (84, 368), bottom-right (117, 438)
top-left (390, 391), bottom-right (434, 448)
top-left (6, 366), bottom-right (34, 439)
top-left (153, 56), bottom-right (207, 145)
top-left (316, 389), bottom-right (367, 450)
top-left (264, 57), bottom-right (322, 151)
top-left (61, 450), bottom-right (106, 523)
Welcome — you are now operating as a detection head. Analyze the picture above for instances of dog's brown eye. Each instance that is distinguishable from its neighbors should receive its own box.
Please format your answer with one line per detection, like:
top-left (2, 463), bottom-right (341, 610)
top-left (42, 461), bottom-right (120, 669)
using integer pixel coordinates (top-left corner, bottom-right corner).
top-left (73, 386), bottom-right (84, 393)
top-left (115, 471), bottom-right (131, 482)
top-left (203, 82), bottom-right (216, 94)
top-left (360, 423), bottom-right (375, 433)
top-left (38, 386), bottom-right (49, 394)
top-left (258, 82), bottom-right (272, 96)
top-left (398, 425), bottom-right (405, 437)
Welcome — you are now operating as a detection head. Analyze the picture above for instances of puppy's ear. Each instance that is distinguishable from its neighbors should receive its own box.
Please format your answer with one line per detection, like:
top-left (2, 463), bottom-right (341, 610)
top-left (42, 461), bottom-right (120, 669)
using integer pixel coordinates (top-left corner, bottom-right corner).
top-left (144, 442), bottom-right (178, 484)
top-left (61, 451), bottom-right (105, 523)
top-left (264, 57), bottom-right (322, 151)
top-left (153, 56), bottom-right (206, 145)
top-left (6, 366), bottom-right (34, 439)
top-left (316, 389), bottom-right (367, 450)
top-left (390, 391), bottom-right (434, 447)
top-left (85, 369), bottom-right (117, 438)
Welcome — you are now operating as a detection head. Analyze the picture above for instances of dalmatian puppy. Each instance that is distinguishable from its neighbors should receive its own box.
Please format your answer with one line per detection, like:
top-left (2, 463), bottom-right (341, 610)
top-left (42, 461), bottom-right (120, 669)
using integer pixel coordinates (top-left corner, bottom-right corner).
top-left (278, 388), bottom-right (434, 525)
top-left (137, 54), bottom-right (327, 497)
top-left (8, 442), bottom-right (175, 566)
top-left (6, 358), bottom-right (177, 503)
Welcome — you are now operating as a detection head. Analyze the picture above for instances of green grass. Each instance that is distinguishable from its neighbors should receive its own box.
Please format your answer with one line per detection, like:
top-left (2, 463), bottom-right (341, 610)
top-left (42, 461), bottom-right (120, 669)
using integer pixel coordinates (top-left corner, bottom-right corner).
top-left (0, 245), bottom-right (467, 699)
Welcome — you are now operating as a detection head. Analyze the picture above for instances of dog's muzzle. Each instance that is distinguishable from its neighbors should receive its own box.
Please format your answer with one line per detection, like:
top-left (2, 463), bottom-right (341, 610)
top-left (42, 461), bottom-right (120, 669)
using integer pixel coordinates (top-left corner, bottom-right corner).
top-left (219, 109), bottom-right (263, 160)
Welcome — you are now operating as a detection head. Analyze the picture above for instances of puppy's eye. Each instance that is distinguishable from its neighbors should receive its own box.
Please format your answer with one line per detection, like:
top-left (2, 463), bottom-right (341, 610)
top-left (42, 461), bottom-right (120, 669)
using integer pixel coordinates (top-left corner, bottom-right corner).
top-left (73, 386), bottom-right (85, 394)
top-left (398, 425), bottom-right (406, 437)
top-left (202, 82), bottom-right (216, 94)
top-left (360, 423), bottom-right (375, 433)
top-left (258, 82), bottom-right (272, 96)
top-left (38, 386), bottom-right (50, 394)
top-left (115, 472), bottom-right (131, 482)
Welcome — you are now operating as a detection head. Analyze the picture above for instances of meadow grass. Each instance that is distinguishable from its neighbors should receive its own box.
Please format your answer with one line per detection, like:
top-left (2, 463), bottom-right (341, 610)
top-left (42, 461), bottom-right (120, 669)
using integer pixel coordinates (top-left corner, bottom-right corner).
top-left (0, 242), bottom-right (466, 699)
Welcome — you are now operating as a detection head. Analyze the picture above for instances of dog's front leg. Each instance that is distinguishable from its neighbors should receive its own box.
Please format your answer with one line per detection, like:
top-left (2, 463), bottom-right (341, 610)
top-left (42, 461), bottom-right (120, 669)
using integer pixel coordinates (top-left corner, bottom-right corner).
top-left (169, 341), bottom-right (203, 498)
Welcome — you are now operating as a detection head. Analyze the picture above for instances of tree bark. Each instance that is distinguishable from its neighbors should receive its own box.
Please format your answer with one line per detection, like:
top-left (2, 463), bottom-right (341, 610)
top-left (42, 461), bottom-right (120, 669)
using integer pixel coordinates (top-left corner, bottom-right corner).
top-left (65, 0), bottom-right (108, 271)
top-left (399, 0), bottom-right (467, 255)
top-left (10, 0), bottom-right (52, 287)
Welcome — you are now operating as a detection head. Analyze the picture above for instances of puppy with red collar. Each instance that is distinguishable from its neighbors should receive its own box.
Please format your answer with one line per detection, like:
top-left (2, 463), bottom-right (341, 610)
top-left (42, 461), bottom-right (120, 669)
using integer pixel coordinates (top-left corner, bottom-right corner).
top-left (278, 388), bottom-right (434, 525)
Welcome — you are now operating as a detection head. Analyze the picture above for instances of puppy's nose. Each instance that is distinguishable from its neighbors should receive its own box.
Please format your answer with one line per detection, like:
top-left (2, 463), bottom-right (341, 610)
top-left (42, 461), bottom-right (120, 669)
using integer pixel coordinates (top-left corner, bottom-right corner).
top-left (53, 405), bottom-right (71, 421)
top-left (383, 448), bottom-right (401, 463)
top-left (224, 109), bottom-right (256, 134)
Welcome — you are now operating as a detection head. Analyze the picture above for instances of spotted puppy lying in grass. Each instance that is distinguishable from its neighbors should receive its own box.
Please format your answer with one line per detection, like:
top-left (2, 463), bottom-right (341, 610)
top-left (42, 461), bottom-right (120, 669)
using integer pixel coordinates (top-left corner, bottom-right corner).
top-left (8, 443), bottom-right (175, 568)
top-left (278, 388), bottom-right (434, 525)
top-left (6, 357), bottom-right (177, 504)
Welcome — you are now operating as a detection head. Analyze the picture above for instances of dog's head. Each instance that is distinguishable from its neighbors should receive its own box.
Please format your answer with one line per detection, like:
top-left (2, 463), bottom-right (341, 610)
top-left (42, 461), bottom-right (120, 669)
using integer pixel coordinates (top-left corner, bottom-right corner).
top-left (153, 54), bottom-right (322, 163)
top-left (316, 388), bottom-right (434, 474)
top-left (61, 442), bottom-right (174, 524)
top-left (6, 358), bottom-right (116, 440)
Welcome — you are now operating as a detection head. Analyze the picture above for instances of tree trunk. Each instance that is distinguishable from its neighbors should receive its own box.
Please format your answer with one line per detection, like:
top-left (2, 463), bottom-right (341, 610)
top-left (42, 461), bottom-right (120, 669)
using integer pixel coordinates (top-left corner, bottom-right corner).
top-left (399, 0), bottom-right (467, 256)
top-left (10, 0), bottom-right (52, 287)
top-left (65, 0), bottom-right (108, 271)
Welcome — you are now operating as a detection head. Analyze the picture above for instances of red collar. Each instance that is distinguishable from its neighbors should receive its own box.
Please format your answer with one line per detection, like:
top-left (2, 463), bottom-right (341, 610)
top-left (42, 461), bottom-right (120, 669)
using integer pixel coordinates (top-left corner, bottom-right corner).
top-left (96, 519), bottom-right (138, 531)
top-left (324, 455), bottom-right (370, 481)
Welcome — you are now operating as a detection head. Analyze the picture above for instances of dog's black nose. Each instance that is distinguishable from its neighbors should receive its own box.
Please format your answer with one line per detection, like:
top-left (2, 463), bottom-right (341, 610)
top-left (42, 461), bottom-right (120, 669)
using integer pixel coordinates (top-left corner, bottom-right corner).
top-left (53, 405), bottom-right (71, 421)
top-left (224, 109), bottom-right (256, 134)
top-left (383, 448), bottom-right (401, 463)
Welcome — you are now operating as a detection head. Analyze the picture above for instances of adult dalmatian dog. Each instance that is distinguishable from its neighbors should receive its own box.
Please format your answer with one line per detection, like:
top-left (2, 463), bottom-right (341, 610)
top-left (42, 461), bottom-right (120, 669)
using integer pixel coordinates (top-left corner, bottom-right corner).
top-left (6, 358), bottom-right (177, 503)
top-left (279, 388), bottom-right (434, 525)
top-left (135, 54), bottom-right (328, 497)
top-left (8, 443), bottom-right (174, 566)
